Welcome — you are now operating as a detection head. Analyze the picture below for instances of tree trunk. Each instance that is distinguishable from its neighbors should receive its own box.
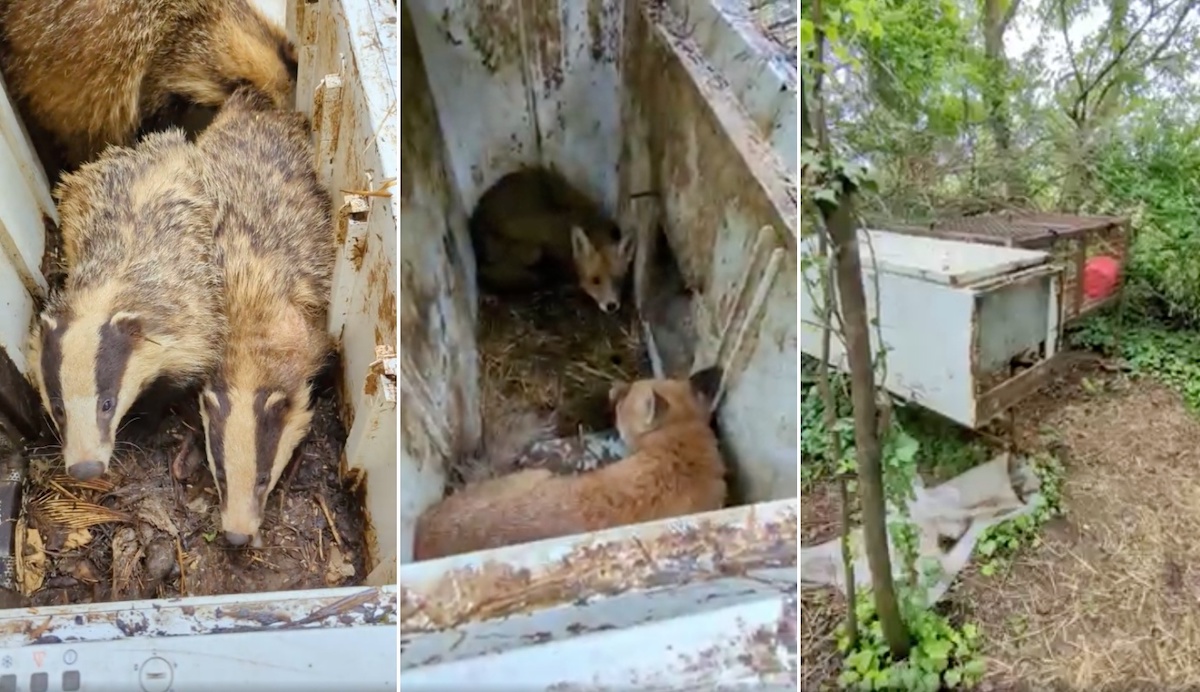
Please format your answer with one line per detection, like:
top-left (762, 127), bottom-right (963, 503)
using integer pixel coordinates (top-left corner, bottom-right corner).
top-left (823, 187), bottom-right (910, 659)
top-left (982, 0), bottom-right (1021, 200)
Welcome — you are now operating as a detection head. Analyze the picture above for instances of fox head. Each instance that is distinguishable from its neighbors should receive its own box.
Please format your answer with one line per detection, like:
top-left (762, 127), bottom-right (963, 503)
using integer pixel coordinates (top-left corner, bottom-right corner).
top-left (608, 366), bottom-right (723, 448)
top-left (570, 226), bottom-right (635, 314)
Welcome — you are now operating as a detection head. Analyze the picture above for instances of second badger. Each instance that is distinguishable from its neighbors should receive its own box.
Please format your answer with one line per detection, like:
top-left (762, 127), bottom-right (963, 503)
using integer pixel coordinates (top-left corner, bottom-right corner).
top-left (195, 88), bottom-right (335, 547)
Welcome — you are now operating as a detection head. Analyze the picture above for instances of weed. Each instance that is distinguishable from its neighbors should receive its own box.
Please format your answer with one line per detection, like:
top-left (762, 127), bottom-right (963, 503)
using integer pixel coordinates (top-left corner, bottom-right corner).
top-left (974, 454), bottom-right (1066, 576)
top-left (837, 590), bottom-right (985, 690)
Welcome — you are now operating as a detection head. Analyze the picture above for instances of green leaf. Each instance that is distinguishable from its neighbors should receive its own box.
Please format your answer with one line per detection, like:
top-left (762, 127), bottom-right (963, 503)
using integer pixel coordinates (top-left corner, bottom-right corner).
top-left (944, 668), bottom-right (962, 687)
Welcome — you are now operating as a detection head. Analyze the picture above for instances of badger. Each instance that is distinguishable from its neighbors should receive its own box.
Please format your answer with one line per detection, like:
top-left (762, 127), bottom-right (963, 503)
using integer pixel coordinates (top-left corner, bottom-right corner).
top-left (0, 0), bottom-right (297, 171)
top-left (194, 87), bottom-right (334, 547)
top-left (29, 129), bottom-right (225, 481)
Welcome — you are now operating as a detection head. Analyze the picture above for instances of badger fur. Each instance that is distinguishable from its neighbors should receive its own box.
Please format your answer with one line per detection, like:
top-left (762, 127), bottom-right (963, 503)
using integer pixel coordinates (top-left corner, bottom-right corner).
top-left (194, 87), bottom-right (334, 547)
top-left (29, 129), bottom-right (225, 481)
top-left (0, 0), bottom-right (297, 171)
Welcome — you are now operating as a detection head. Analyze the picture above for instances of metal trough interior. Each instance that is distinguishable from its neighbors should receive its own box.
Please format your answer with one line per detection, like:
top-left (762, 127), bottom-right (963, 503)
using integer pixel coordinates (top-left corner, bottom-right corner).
top-left (399, 0), bottom-right (798, 563)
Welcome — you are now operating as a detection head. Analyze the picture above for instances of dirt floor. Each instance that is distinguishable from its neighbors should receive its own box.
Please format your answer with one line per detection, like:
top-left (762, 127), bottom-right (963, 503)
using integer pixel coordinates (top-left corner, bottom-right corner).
top-left (801, 359), bottom-right (1200, 690)
top-left (16, 380), bottom-right (368, 607)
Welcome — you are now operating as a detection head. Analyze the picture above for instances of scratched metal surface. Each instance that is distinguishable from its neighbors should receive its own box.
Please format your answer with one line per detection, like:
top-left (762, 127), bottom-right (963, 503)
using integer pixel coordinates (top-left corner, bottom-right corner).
top-left (399, 501), bottom-right (796, 688)
top-left (289, 0), bottom-right (399, 582)
top-left (0, 586), bottom-right (395, 646)
top-left (659, 0), bottom-right (796, 175)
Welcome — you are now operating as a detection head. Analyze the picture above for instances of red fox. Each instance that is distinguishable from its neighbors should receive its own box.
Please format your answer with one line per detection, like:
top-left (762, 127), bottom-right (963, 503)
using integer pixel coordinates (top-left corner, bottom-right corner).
top-left (469, 167), bottom-right (635, 313)
top-left (413, 367), bottom-right (726, 561)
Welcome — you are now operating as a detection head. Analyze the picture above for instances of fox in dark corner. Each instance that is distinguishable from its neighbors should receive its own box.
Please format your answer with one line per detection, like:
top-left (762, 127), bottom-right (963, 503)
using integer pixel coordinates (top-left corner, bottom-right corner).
top-left (469, 166), bottom-right (635, 314)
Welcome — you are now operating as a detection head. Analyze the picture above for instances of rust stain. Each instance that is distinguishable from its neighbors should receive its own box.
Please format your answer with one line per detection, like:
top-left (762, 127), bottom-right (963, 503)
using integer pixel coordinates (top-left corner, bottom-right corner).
top-left (587, 0), bottom-right (619, 63)
top-left (526, 0), bottom-right (565, 91)
top-left (461, 0), bottom-right (523, 74)
top-left (399, 509), bottom-right (797, 633)
top-left (401, 7), bottom-right (443, 204)
top-left (378, 285), bottom-right (397, 345)
top-left (630, 4), bottom-right (795, 298)
top-left (349, 235), bottom-right (368, 271)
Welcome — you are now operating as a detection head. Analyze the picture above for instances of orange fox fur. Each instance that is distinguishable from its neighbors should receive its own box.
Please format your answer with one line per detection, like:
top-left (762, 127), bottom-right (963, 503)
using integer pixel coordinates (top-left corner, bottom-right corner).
top-left (413, 367), bottom-right (726, 561)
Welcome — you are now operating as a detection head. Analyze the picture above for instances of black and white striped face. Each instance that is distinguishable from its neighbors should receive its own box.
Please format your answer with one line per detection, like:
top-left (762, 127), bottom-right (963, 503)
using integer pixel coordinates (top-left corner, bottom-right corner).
top-left (35, 310), bottom-right (151, 481)
top-left (199, 381), bottom-right (314, 547)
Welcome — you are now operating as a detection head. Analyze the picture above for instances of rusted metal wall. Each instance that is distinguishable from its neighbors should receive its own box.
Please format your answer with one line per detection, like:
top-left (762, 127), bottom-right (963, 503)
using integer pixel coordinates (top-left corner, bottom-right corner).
top-left (399, 500), bottom-right (797, 687)
top-left (289, 0), bottom-right (399, 582)
top-left (405, 0), bottom-right (626, 217)
top-left (620, 1), bottom-right (797, 503)
top-left (398, 5), bottom-right (481, 564)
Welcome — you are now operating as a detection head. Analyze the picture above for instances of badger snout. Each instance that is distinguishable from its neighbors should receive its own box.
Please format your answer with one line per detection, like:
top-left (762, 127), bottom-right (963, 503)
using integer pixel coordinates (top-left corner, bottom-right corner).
top-left (225, 531), bottom-right (252, 547)
top-left (601, 299), bottom-right (619, 313)
top-left (67, 460), bottom-right (106, 481)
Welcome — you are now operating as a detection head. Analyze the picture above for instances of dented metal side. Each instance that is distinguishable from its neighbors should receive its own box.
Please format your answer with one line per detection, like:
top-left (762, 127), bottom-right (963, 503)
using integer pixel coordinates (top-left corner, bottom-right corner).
top-left (288, 0), bottom-right (399, 583)
top-left (620, 0), bottom-right (797, 504)
top-left (399, 501), bottom-right (796, 687)
top-left (0, 586), bottom-right (395, 647)
top-left (398, 4), bottom-right (481, 564)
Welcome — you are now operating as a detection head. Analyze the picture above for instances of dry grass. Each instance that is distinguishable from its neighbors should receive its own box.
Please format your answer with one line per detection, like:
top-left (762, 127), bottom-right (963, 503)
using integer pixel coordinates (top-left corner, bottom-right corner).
top-left (802, 587), bottom-right (847, 691)
top-left (800, 362), bottom-right (1200, 690)
top-left (476, 288), bottom-right (646, 440)
top-left (954, 368), bottom-right (1200, 690)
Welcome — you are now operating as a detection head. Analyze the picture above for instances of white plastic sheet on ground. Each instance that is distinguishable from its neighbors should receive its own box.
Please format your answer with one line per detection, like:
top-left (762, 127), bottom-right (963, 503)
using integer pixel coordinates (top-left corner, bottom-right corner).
top-left (800, 454), bottom-right (1043, 605)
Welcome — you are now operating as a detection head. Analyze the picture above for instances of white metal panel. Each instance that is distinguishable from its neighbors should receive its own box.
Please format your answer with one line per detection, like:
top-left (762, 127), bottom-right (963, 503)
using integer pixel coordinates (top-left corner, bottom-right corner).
top-left (857, 229), bottom-right (1050, 286)
top-left (0, 74), bottom-right (55, 224)
top-left (406, 0), bottom-right (626, 216)
top-left (0, 585), bottom-right (395, 646)
top-left (0, 586), bottom-right (396, 688)
top-left (398, 3), bottom-right (482, 564)
top-left (399, 501), bottom-right (796, 687)
top-left (0, 625), bottom-right (397, 690)
top-left (621, 1), bottom-right (797, 504)
top-left (290, 0), bottom-right (398, 578)
top-left (0, 252), bottom-right (32, 374)
top-left (663, 0), bottom-right (796, 175)
top-left (801, 258), bottom-right (978, 427)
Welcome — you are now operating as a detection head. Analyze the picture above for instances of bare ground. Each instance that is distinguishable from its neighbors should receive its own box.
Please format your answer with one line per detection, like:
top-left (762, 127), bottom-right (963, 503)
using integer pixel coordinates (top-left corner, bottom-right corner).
top-left (801, 360), bottom-right (1200, 690)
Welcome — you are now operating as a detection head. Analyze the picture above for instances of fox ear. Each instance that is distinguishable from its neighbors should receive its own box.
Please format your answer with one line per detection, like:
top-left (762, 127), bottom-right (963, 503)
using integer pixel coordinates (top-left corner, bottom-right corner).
top-left (608, 381), bottom-right (630, 406)
top-left (571, 226), bottom-right (595, 259)
top-left (688, 365), bottom-right (722, 407)
top-left (617, 232), bottom-right (636, 265)
top-left (646, 390), bottom-right (668, 428)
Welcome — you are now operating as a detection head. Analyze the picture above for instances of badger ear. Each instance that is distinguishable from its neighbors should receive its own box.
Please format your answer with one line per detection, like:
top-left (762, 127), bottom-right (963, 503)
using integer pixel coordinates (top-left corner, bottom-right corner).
top-left (110, 311), bottom-right (144, 339)
top-left (265, 391), bottom-right (291, 412)
top-left (38, 313), bottom-right (57, 334)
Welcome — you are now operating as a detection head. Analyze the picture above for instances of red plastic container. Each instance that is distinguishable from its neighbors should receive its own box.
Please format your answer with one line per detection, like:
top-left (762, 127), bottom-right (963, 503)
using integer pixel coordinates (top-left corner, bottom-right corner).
top-left (1082, 255), bottom-right (1121, 301)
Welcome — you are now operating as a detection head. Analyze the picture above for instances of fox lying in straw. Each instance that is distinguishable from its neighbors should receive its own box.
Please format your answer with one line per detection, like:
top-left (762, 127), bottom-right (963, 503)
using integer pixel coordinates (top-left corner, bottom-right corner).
top-left (414, 367), bottom-right (727, 560)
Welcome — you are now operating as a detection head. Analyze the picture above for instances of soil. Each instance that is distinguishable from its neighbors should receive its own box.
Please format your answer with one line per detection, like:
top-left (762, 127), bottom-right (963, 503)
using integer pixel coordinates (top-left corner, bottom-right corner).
top-left (18, 374), bottom-right (368, 607)
top-left (800, 358), bottom-right (1200, 690)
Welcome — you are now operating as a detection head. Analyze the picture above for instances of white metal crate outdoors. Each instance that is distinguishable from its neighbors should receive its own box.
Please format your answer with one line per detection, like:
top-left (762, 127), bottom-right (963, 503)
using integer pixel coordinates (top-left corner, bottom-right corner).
top-left (800, 229), bottom-right (1064, 429)
top-left (0, 0), bottom-right (398, 687)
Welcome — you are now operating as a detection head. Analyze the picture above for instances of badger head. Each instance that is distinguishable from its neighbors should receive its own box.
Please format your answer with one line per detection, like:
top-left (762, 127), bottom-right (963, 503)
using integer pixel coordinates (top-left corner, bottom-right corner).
top-left (31, 308), bottom-right (161, 480)
top-left (198, 305), bottom-right (327, 547)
